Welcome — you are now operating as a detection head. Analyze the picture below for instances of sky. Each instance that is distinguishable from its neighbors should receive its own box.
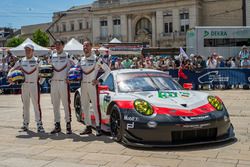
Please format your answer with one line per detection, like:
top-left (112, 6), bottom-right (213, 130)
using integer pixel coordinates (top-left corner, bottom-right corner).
top-left (0, 0), bottom-right (94, 29)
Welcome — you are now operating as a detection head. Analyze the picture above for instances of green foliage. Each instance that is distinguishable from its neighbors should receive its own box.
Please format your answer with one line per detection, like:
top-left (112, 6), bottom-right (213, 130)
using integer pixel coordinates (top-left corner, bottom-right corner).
top-left (6, 37), bottom-right (25, 47)
top-left (32, 29), bottom-right (50, 47)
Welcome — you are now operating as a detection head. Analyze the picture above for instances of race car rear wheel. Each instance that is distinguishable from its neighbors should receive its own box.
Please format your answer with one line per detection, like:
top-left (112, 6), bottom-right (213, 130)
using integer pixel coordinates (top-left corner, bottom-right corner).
top-left (110, 105), bottom-right (123, 142)
top-left (74, 93), bottom-right (82, 122)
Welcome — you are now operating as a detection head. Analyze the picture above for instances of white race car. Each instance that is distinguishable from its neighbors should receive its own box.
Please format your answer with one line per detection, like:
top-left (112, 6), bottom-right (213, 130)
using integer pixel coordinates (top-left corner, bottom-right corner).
top-left (74, 69), bottom-right (235, 147)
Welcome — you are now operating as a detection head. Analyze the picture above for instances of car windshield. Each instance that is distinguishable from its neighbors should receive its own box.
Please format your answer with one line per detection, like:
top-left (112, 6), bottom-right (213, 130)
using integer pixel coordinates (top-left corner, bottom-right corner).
top-left (117, 72), bottom-right (182, 93)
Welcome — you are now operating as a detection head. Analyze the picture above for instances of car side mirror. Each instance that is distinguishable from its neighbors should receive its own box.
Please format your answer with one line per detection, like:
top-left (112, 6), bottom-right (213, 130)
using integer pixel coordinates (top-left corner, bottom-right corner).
top-left (183, 83), bottom-right (193, 90)
top-left (98, 85), bottom-right (109, 94)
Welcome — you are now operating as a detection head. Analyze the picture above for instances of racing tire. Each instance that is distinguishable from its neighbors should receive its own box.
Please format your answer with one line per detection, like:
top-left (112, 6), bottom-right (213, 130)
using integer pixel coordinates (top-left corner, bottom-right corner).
top-left (74, 92), bottom-right (82, 122)
top-left (110, 105), bottom-right (123, 142)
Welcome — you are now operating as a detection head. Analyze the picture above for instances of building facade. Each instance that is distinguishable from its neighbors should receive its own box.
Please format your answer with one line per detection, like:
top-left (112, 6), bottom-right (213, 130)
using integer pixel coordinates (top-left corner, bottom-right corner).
top-left (20, 0), bottom-right (243, 47)
top-left (0, 27), bottom-right (15, 47)
top-left (247, 0), bottom-right (250, 26)
top-left (50, 5), bottom-right (93, 44)
top-left (92, 0), bottom-right (243, 47)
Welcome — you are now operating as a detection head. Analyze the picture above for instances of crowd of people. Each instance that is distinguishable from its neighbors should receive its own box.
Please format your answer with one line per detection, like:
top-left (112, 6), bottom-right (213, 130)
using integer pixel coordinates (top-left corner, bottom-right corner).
top-left (94, 45), bottom-right (250, 72)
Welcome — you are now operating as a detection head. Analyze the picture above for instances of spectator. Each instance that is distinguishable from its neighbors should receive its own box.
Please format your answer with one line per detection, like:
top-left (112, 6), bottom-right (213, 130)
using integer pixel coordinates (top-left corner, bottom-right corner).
top-left (121, 56), bottom-right (132, 69)
top-left (144, 57), bottom-right (154, 69)
top-left (239, 45), bottom-right (249, 61)
top-left (206, 53), bottom-right (218, 68)
top-left (193, 55), bottom-right (206, 71)
top-left (115, 57), bottom-right (123, 69)
top-left (156, 57), bottom-right (168, 71)
top-left (131, 57), bottom-right (138, 69)
top-left (102, 50), bottom-right (111, 65)
top-left (241, 57), bottom-right (250, 68)
top-left (217, 56), bottom-right (225, 68)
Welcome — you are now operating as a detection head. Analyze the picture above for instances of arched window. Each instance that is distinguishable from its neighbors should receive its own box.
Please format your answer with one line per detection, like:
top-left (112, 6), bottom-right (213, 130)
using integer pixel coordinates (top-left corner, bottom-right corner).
top-left (136, 18), bottom-right (152, 35)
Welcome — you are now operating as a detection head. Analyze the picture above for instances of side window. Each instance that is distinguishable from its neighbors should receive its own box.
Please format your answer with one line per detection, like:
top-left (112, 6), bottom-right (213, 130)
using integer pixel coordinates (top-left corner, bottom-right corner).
top-left (102, 74), bottom-right (115, 92)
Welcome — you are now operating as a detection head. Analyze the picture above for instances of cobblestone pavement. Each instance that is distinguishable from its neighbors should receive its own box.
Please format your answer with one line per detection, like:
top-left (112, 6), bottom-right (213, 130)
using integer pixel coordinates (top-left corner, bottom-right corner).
top-left (0, 90), bottom-right (249, 167)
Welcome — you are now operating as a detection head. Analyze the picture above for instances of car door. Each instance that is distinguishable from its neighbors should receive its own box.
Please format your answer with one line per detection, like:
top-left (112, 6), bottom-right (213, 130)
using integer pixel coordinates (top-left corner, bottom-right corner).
top-left (99, 74), bottom-right (115, 120)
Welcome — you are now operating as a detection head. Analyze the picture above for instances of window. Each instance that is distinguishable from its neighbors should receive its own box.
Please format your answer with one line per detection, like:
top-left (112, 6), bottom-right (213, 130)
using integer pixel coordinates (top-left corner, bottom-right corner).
top-left (86, 21), bottom-right (89, 29)
top-left (204, 38), bottom-right (250, 47)
top-left (62, 23), bottom-right (66, 32)
top-left (100, 20), bottom-right (108, 38)
top-left (102, 74), bottom-right (115, 92)
top-left (113, 18), bottom-right (121, 36)
top-left (70, 23), bottom-right (74, 31)
top-left (180, 9), bottom-right (189, 32)
top-left (79, 22), bottom-right (83, 30)
top-left (164, 22), bottom-right (173, 33)
top-left (163, 11), bottom-right (173, 34)
top-left (56, 25), bottom-right (59, 32)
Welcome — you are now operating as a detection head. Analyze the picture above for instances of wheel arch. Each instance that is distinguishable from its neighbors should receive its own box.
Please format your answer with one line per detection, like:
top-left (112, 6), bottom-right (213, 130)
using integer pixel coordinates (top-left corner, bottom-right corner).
top-left (107, 101), bottom-right (117, 115)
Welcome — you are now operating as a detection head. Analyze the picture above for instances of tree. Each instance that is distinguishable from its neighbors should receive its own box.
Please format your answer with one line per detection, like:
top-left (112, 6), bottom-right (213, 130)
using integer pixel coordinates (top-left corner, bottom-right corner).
top-left (32, 29), bottom-right (50, 47)
top-left (6, 37), bottom-right (25, 47)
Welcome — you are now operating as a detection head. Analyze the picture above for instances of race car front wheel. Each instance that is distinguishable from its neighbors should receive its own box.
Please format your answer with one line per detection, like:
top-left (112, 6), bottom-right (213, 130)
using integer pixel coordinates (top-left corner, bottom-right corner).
top-left (110, 105), bottom-right (123, 142)
top-left (74, 93), bottom-right (82, 122)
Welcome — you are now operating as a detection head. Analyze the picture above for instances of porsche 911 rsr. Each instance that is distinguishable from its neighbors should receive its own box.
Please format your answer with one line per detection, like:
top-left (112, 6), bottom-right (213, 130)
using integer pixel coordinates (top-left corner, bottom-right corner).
top-left (74, 69), bottom-right (235, 147)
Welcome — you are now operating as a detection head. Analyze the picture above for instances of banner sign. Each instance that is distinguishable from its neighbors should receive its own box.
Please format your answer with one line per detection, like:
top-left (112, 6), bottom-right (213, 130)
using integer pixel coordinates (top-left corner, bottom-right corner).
top-left (166, 68), bottom-right (250, 86)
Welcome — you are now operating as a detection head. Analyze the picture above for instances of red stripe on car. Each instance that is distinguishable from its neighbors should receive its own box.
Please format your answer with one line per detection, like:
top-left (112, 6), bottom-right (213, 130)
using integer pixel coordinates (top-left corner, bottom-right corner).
top-left (153, 103), bottom-right (215, 116)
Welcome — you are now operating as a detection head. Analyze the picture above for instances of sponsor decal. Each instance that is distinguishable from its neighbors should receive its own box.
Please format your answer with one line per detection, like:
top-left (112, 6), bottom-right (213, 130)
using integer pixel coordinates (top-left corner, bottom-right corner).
top-left (59, 56), bottom-right (66, 60)
top-left (127, 122), bottom-right (134, 130)
top-left (180, 115), bottom-right (210, 122)
top-left (124, 116), bottom-right (139, 122)
top-left (158, 91), bottom-right (178, 98)
top-left (182, 123), bottom-right (211, 129)
top-left (179, 92), bottom-right (190, 98)
top-left (158, 91), bottom-right (190, 98)
top-left (29, 60), bottom-right (36, 64)
top-left (198, 71), bottom-right (229, 84)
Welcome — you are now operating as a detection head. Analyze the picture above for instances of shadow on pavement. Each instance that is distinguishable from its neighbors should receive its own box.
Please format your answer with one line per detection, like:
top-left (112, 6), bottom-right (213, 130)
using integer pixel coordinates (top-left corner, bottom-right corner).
top-left (15, 130), bottom-right (114, 144)
top-left (125, 138), bottom-right (238, 151)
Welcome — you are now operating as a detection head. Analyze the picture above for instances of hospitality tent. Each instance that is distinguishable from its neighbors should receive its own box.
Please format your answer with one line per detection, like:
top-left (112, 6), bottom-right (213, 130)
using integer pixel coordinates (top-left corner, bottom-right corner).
top-left (64, 38), bottom-right (83, 55)
top-left (10, 38), bottom-right (50, 57)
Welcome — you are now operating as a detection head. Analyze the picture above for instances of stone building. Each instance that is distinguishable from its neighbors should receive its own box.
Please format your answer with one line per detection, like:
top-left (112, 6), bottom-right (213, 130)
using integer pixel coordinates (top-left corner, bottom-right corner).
top-left (20, 0), bottom-right (243, 47)
top-left (50, 5), bottom-right (93, 44)
top-left (91, 0), bottom-right (243, 47)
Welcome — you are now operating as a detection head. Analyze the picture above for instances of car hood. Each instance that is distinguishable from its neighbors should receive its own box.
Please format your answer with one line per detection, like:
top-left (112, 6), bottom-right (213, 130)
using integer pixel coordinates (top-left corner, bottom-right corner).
top-left (128, 90), bottom-right (209, 110)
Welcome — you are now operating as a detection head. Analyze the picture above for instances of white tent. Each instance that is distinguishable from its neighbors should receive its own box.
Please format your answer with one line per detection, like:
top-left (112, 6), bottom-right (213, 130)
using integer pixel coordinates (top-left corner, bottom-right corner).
top-left (91, 46), bottom-right (110, 55)
top-left (10, 38), bottom-right (50, 57)
top-left (64, 38), bottom-right (83, 55)
top-left (109, 38), bottom-right (121, 43)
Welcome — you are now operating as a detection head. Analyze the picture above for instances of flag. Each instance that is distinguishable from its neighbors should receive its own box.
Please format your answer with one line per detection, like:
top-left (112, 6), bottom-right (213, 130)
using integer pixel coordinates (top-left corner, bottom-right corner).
top-left (179, 47), bottom-right (189, 60)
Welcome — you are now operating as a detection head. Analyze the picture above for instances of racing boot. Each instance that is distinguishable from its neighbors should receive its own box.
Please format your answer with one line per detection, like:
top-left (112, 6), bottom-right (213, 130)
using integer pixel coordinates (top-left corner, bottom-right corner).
top-left (21, 122), bottom-right (29, 131)
top-left (79, 126), bottom-right (92, 135)
top-left (50, 122), bottom-right (61, 134)
top-left (66, 122), bottom-right (72, 134)
top-left (37, 122), bottom-right (45, 133)
top-left (96, 126), bottom-right (102, 136)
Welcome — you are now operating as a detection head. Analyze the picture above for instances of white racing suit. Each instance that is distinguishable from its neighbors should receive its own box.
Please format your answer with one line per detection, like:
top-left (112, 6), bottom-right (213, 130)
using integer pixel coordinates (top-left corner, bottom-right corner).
top-left (10, 56), bottom-right (43, 126)
top-left (78, 54), bottom-right (111, 127)
top-left (50, 51), bottom-right (75, 123)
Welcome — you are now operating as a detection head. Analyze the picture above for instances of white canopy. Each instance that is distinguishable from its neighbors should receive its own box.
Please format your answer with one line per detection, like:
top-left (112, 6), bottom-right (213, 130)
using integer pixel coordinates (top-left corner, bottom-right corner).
top-left (109, 38), bottom-right (121, 43)
top-left (64, 38), bottom-right (83, 55)
top-left (10, 38), bottom-right (50, 57)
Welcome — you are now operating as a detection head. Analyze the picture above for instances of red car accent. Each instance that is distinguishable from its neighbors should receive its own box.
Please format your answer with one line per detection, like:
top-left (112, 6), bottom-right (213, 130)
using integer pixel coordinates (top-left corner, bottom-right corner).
top-left (114, 100), bottom-right (215, 117)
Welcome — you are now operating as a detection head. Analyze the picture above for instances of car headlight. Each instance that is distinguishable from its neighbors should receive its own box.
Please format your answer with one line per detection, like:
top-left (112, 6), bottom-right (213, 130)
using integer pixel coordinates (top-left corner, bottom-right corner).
top-left (134, 99), bottom-right (154, 116)
top-left (208, 96), bottom-right (223, 111)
